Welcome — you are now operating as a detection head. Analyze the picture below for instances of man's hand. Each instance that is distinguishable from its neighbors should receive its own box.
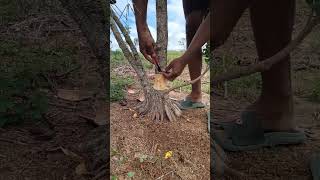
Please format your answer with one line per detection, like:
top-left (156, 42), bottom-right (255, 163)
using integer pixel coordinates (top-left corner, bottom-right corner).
top-left (162, 57), bottom-right (188, 81)
top-left (138, 28), bottom-right (157, 64)
top-left (132, 0), bottom-right (157, 64)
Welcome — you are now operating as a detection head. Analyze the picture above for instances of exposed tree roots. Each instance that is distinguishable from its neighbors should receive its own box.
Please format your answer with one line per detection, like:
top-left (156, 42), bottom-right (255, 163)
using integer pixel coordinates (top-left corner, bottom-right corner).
top-left (136, 88), bottom-right (181, 121)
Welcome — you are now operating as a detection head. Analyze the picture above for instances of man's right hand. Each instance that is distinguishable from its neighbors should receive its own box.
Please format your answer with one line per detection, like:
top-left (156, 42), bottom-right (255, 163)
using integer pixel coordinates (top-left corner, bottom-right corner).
top-left (138, 28), bottom-right (157, 64)
top-left (133, 0), bottom-right (157, 64)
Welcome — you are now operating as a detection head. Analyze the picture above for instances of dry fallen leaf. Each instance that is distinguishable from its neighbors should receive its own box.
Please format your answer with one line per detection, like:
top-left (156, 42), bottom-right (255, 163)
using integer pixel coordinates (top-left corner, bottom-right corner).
top-left (60, 146), bottom-right (83, 161)
top-left (57, 89), bottom-right (92, 101)
top-left (75, 162), bottom-right (88, 175)
top-left (133, 113), bottom-right (138, 118)
top-left (127, 88), bottom-right (136, 94)
top-left (137, 92), bottom-right (145, 102)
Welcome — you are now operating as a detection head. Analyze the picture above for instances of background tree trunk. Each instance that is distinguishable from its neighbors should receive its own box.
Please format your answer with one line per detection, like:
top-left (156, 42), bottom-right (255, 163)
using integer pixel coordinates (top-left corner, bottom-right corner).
top-left (58, 0), bottom-right (108, 97)
top-left (57, 1), bottom-right (109, 178)
top-left (155, 0), bottom-right (168, 71)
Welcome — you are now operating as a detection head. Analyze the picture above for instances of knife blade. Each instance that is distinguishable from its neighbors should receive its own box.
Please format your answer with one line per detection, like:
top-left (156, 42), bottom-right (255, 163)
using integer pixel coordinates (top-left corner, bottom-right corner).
top-left (153, 56), bottom-right (163, 72)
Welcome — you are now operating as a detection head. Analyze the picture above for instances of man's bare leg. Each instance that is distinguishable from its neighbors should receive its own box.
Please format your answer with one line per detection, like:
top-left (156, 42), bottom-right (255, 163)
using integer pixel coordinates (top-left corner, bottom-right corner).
top-left (249, 0), bottom-right (296, 131)
top-left (184, 10), bottom-right (205, 102)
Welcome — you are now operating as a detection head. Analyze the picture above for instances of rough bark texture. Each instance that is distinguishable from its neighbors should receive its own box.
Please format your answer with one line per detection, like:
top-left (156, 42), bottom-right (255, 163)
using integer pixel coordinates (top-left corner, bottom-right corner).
top-left (155, 0), bottom-right (168, 70)
top-left (57, 1), bottom-right (109, 179)
top-left (58, 0), bottom-right (108, 96)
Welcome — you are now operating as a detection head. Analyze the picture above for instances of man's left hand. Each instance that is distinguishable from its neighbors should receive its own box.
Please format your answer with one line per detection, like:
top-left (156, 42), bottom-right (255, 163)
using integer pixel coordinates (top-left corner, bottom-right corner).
top-left (162, 57), bottom-right (188, 81)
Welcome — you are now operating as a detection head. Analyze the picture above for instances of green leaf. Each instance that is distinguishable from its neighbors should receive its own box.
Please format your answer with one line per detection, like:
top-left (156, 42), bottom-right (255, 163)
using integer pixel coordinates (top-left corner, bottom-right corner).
top-left (127, 171), bottom-right (135, 178)
top-left (139, 154), bottom-right (148, 163)
top-left (111, 175), bottom-right (118, 180)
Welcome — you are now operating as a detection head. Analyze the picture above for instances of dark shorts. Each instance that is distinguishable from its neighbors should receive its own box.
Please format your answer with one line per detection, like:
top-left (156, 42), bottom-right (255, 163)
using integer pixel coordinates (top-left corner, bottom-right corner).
top-left (183, 0), bottom-right (209, 16)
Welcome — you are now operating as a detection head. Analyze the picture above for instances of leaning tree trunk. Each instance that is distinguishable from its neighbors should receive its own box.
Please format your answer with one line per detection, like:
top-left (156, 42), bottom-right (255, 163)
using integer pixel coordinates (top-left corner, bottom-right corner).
top-left (58, 0), bottom-right (108, 96)
top-left (155, 0), bottom-right (168, 71)
top-left (57, 0), bottom-right (109, 179)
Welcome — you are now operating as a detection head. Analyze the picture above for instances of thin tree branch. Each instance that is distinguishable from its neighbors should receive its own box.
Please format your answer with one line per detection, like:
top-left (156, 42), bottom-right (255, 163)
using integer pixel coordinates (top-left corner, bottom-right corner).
top-left (164, 64), bottom-right (210, 94)
top-left (110, 9), bottom-right (151, 90)
top-left (111, 9), bottom-right (139, 57)
top-left (110, 18), bottom-right (134, 61)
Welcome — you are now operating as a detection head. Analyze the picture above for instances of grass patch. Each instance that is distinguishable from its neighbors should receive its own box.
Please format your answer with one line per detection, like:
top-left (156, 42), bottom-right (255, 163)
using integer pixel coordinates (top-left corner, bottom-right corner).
top-left (111, 50), bottom-right (153, 70)
top-left (211, 53), bottom-right (262, 100)
top-left (110, 75), bottom-right (134, 102)
top-left (228, 73), bottom-right (262, 100)
top-left (309, 78), bottom-right (320, 102)
top-left (170, 80), bottom-right (192, 93)
top-left (309, 29), bottom-right (320, 51)
top-left (0, 0), bottom-right (19, 25)
top-left (202, 83), bottom-right (210, 94)
top-left (167, 50), bottom-right (184, 62)
top-left (110, 50), bottom-right (126, 67)
top-left (0, 40), bottom-right (78, 127)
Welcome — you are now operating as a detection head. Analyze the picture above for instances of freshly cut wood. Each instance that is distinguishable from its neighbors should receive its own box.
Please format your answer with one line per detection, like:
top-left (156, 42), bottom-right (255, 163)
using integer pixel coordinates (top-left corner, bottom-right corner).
top-left (153, 74), bottom-right (168, 90)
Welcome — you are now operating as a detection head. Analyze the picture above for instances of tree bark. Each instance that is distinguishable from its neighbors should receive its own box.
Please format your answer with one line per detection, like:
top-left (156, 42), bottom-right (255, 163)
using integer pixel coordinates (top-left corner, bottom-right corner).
top-left (155, 0), bottom-right (168, 70)
top-left (58, 0), bottom-right (108, 97)
top-left (57, 1), bottom-right (109, 179)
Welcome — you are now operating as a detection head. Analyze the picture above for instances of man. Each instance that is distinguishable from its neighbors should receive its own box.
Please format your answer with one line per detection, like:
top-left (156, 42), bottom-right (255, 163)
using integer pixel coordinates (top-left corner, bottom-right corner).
top-left (166, 0), bottom-right (306, 151)
top-left (132, 0), bottom-right (209, 110)
top-left (134, 0), bottom-right (306, 148)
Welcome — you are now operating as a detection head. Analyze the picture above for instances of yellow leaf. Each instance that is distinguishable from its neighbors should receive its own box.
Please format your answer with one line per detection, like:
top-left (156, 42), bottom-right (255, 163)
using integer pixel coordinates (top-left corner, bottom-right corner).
top-left (164, 151), bottom-right (173, 159)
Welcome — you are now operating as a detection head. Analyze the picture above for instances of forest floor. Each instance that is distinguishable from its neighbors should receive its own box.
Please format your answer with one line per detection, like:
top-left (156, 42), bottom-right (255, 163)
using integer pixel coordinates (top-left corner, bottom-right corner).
top-left (0, 1), bottom-right (106, 179)
top-left (110, 49), bottom-right (211, 180)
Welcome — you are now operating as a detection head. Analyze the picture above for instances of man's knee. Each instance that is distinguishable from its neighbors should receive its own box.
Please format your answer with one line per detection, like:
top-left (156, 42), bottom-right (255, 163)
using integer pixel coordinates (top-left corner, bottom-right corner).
top-left (185, 11), bottom-right (205, 43)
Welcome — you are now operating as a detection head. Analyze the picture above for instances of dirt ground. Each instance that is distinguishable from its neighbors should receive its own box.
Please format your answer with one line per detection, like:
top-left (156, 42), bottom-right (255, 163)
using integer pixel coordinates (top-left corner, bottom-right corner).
top-left (0, 7), bottom-right (106, 180)
top-left (110, 89), bottom-right (210, 179)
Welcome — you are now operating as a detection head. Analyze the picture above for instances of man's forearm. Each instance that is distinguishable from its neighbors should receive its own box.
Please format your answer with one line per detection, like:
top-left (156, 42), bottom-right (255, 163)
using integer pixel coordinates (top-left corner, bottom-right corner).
top-left (133, 0), bottom-right (148, 32)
